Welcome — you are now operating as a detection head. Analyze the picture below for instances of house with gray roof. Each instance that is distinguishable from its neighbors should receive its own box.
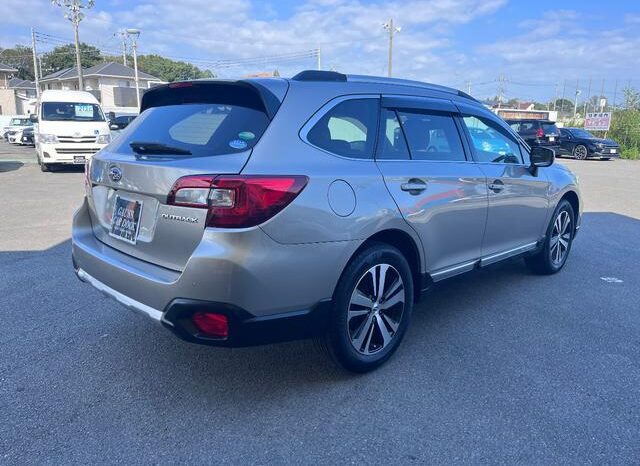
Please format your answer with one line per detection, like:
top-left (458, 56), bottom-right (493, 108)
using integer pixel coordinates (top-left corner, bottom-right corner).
top-left (0, 63), bottom-right (36, 115)
top-left (40, 61), bottom-right (163, 112)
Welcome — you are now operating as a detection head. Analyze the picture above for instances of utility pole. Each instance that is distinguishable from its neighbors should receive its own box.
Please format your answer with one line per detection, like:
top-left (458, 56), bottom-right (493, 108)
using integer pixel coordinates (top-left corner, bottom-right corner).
top-left (496, 75), bottom-right (507, 108)
top-left (52, 0), bottom-right (95, 91)
top-left (583, 77), bottom-right (592, 116)
top-left (553, 82), bottom-right (559, 110)
top-left (31, 28), bottom-right (40, 98)
top-left (316, 48), bottom-right (321, 70)
top-left (573, 79), bottom-right (580, 118)
top-left (383, 19), bottom-right (401, 77)
top-left (599, 78), bottom-right (605, 111)
top-left (465, 80), bottom-right (471, 95)
top-left (560, 79), bottom-right (566, 116)
top-left (126, 28), bottom-right (141, 109)
top-left (612, 79), bottom-right (618, 110)
top-left (115, 30), bottom-right (128, 66)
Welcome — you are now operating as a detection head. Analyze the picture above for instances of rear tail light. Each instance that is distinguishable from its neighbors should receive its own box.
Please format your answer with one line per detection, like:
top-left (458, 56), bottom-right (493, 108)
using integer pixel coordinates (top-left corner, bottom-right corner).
top-left (536, 128), bottom-right (544, 138)
top-left (168, 175), bottom-right (308, 228)
top-left (192, 312), bottom-right (228, 338)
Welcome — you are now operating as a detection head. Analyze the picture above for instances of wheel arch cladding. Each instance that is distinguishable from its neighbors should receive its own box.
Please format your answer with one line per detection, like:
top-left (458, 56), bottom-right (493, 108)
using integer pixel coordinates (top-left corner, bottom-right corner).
top-left (561, 190), bottom-right (579, 220)
top-left (339, 229), bottom-right (422, 301)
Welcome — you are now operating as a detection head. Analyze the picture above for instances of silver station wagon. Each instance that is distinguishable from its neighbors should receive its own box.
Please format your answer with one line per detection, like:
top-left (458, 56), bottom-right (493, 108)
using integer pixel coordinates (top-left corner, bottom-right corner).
top-left (72, 70), bottom-right (582, 372)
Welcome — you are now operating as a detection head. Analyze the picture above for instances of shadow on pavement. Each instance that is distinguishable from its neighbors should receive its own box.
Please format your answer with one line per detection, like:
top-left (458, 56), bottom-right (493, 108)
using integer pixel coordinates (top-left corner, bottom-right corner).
top-left (0, 161), bottom-right (24, 173)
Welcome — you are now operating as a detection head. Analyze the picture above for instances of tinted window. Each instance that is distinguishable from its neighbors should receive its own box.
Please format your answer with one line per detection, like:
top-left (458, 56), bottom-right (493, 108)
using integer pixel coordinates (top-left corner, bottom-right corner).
top-left (541, 122), bottom-right (559, 134)
top-left (463, 115), bottom-right (522, 164)
top-left (307, 99), bottom-right (378, 159)
top-left (396, 110), bottom-right (465, 161)
top-left (569, 128), bottom-right (594, 138)
top-left (377, 109), bottom-right (409, 160)
top-left (42, 102), bottom-right (105, 122)
top-left (112, 103), bottom-right (269, 157)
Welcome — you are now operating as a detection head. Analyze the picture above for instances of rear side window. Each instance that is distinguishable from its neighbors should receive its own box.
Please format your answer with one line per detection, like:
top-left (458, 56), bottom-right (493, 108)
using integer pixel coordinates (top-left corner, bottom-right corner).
top-left (396, 110), bottom-right (465, 161)
top-left (377, 109), bottom-right (410, 160)
top-left (112, 103), bottom-right (270, 157)
top-left (307, 99), bottom-right (378, 159)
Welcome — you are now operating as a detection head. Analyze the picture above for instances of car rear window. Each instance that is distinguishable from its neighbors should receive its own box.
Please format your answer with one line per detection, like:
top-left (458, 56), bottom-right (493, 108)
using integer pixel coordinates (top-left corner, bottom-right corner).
top-left (111, 102), bottom-right (270, 157)
top-left (542, 123), bottom-right (559, 133)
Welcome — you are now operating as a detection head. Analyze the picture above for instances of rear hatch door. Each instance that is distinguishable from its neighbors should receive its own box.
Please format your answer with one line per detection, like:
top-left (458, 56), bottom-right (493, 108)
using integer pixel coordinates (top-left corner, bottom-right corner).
top-left (86, 80), bottom-right (287, 271)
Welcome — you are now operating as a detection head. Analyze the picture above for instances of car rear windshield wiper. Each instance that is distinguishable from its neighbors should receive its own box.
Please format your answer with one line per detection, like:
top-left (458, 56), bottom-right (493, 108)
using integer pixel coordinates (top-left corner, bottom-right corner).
top-left (129, 141), bottom-right (192, 156)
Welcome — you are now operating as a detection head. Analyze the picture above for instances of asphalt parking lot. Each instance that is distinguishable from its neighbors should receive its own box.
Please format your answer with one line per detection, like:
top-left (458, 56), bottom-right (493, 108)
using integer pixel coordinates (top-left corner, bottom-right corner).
top-left (1, 142), bottom-right (639, 464)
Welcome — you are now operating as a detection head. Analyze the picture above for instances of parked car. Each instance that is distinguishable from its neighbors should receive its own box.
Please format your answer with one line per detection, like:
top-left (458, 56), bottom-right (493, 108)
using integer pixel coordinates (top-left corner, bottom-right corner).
top-left (21, 126), bottom-right (35, 146)
top-left (506, 119), bottom-right (561, 151)
top-left (109, 114), bottom-right (137, 131)
top-left (72, 71), bottom-right (582, 372)
top-left (32, 90), bottom-right (111, 172)
top-left (558, 127), bottom-right (620, 160)
top-left (2, 116), bottom-right (32, 141)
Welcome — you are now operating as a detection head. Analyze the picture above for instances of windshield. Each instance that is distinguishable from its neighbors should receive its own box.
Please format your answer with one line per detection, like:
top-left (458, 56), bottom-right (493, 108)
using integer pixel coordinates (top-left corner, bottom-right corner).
top-left (112, 103), bottom-right (270, 158)
top-left (570, 128), bottom-right (594, 139)
top-left (42, 102), bottom-right (105, 122)
top-left (10, 118), bottom-right (31, 126)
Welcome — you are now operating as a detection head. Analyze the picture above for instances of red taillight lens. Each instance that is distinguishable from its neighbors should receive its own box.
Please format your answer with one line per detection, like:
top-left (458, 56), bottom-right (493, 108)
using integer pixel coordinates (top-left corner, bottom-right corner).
top-left (167, 175), bottom-right (308, 228)
top-left (192, 312), bottom-right (228, 338)
top-left (536, 128), bottom-right (544, 138)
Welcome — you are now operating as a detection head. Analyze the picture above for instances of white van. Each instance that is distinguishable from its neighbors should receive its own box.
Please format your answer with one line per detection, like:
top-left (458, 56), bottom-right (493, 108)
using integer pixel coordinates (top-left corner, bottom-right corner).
top-left (33, 90), bottom-right (111, 171)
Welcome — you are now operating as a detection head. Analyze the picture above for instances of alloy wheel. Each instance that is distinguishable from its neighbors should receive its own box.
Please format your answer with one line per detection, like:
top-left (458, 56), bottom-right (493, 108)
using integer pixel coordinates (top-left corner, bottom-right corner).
top-left (574, 145), bottom-right (587, 160)
top-left (550, 210), bottom-right (571, 266)
top-left (347, 263), bottom-right (405, 355)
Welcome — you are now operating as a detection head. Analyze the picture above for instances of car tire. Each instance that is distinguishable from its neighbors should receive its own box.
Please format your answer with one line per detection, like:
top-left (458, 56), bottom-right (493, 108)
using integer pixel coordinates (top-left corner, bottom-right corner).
top-left (38, 155), bottom-right (50, 172)
top-left (573, 144), bottom-right (588, 160)
top-left (318, 242), bottom-right (414, 373)
top-left (525, 199), bottom-right (575, 275)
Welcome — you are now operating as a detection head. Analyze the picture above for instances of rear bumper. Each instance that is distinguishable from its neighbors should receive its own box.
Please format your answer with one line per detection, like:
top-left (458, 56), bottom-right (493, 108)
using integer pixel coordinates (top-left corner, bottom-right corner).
top-left (72, 198), bottom-right (359, 346)
top-left (74, 266), bottom-right (332, 347)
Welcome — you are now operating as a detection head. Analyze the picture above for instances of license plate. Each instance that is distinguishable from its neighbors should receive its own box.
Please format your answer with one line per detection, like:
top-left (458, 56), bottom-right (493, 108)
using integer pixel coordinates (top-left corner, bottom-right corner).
top-left (610, 148), bottom-right (617, 153)
top-left (73, 156), bottom-right (86, 164)
top-left (109, 196), bottom-right (143, 245)
top-left (548, 136), bottom-right (555, 142)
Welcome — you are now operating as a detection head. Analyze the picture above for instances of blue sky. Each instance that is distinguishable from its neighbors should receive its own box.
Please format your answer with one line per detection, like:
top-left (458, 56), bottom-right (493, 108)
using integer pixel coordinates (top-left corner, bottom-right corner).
top-left (2, 0), bottom-right (639, 102)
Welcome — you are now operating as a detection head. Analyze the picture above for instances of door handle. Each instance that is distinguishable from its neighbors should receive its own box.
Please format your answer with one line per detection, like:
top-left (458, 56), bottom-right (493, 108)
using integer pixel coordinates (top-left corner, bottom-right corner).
top-left (488, 179), bottom-right (504, 193)
top-left (401, 179), bottom-right (427, 194)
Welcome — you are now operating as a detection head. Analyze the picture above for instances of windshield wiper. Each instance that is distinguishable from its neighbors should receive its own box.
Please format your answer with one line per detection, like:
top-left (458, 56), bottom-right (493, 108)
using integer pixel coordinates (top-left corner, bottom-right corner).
top-left (130, 141), bottom-right (192, 156)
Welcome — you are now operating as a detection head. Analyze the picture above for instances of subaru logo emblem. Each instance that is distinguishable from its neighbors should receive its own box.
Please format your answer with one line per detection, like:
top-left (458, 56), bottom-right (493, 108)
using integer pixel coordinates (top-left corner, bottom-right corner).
top-left (109, 166), bottom-right (122, 182)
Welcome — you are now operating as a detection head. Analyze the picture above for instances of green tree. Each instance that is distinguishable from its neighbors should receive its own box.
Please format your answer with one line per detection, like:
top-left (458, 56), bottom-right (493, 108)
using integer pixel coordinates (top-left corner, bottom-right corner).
top-left (554, 98), bottom-right (574, 114)
top-left (40, 43), bottom-right (102, 75)
top-left (0, 45), bottom-right (35, 80)
top-left (137, 54), bottom-right (214, 82)
top-left (622, 86), bottom-right (640, 110)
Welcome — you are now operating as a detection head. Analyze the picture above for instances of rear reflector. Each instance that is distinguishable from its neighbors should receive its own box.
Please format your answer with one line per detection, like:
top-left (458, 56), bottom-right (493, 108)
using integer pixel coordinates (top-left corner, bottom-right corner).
top-left (192, 312), bottom-right (229, 338)
top-left (167, 175), bottom-right (308, 228)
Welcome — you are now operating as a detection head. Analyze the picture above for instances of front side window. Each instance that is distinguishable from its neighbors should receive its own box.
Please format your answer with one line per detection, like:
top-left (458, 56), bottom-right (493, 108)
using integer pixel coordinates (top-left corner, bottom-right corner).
top-left (41, 102), bottom-right (105, 122)
top-left (462, 115), bottom-right (522, 164)
top-left (396, 110), bottom-right (465, 162)
top-left (307, 98), bottom-right (378, 159)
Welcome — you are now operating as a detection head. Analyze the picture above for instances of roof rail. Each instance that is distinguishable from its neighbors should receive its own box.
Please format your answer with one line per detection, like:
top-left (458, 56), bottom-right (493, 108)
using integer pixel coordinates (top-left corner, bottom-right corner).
top-left (292, 70), bottom-right (347, 82)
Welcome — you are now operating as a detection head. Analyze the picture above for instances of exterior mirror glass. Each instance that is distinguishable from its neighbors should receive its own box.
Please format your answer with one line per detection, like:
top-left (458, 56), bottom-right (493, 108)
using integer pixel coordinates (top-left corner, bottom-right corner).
top-left (531, 146), bottom-right (554, 168)
top-left (30, 114), bottom-right (38, 123)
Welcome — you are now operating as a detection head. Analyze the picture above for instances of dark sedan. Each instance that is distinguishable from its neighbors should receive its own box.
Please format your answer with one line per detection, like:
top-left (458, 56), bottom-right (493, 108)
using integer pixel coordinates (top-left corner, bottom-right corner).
top-left (558, 128), bottom-right (620, 160)
top-left (20, 127), bottom-right (35, 146)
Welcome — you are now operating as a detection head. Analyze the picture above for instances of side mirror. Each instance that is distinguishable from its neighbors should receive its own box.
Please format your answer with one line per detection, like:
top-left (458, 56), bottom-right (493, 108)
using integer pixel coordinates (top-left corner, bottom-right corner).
top-left (109, 124), bottom-right (119, 130)
top-left (530, 146), bottom-right (554, 174)
top-left (30, 114), bottom-right (38, 123)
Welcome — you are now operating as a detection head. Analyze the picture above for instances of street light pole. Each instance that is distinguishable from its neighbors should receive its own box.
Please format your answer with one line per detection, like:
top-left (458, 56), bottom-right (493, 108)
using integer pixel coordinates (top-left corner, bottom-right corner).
top-left (52, 0), bottom-right (95, 91)
top-left (383, 19), bottom-right (401, 77)
top-left (126, 28), bottom-right (141, 109)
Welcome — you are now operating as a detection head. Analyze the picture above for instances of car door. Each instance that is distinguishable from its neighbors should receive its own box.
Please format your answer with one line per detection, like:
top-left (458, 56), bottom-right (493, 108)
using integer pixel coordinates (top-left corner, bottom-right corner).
top-left (375, 96), bottom-right (488, 279)
top-left (558, 128), bottom-right (574, 155)
top-left (457, 105), bottom-right (550, 263)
